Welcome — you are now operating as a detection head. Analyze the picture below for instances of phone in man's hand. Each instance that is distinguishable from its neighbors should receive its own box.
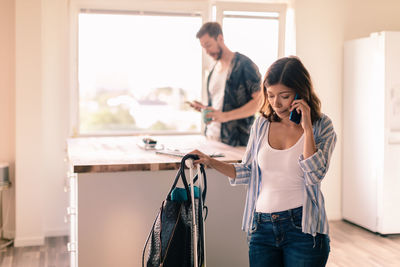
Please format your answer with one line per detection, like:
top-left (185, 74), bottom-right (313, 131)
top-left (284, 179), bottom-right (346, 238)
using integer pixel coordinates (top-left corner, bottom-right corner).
top-left (185, 100), bottom-right (205, 112)
top-left (289, 94), bottom-right (301, 124)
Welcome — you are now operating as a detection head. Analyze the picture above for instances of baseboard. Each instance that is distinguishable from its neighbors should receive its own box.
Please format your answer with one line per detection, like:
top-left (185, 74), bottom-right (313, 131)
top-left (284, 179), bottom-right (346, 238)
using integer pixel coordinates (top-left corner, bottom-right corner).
top-left (8, 227), bottom-right (68, 247)
top-left (14, 235), bottom-right (45, 247)
top-left (44, 227), bottom-right (69, 237)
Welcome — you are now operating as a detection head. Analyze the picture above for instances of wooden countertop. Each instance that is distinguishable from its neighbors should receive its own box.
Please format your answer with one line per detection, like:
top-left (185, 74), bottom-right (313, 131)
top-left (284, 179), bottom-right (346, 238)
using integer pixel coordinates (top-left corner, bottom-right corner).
top-left (67, 135), bottom-right (245, 173)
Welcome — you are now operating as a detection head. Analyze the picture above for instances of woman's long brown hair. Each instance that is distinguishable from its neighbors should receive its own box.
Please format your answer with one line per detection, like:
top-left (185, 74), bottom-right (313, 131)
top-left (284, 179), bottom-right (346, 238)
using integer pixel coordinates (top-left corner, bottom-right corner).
top-left (260, 56), bottom-right (321, 124)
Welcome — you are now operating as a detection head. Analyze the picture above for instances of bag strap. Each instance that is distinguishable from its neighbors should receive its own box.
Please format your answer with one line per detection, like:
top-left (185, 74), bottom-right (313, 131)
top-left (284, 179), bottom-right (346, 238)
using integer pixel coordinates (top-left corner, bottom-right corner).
top-left (166, 169), bottom-right (189, 200)
top-left (166, 154), bottom-right (196, 202)
top-left (166, 154), bottom-right (207, 203)
top-left (180, 154), bottom-right (207, 204)
top-left (193, 165), bottom-right (207, 204)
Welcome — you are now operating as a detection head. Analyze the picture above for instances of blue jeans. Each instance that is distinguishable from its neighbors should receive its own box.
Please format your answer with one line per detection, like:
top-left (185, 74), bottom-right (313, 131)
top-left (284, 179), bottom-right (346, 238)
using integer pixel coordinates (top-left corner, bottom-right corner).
top-left (248, 207), bottom-right (330, 267)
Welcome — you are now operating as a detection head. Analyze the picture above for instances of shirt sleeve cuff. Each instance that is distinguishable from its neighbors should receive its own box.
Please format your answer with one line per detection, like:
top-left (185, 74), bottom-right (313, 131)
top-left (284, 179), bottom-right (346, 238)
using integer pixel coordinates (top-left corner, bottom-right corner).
top-left (228, 163), bottom-right (250, 185)
top-left (298, 149), bottom-right (324, 173)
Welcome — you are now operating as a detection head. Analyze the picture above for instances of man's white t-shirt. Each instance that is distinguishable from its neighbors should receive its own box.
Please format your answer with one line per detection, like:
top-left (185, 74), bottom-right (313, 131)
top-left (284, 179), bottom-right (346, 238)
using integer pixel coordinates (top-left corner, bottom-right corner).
top-left (205, 68), bottom-right (229, 141)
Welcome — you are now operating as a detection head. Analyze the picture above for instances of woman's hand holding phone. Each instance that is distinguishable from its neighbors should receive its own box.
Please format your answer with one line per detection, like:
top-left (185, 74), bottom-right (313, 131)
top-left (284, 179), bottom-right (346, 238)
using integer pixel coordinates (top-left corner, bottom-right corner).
top-left (289, 94), bottom-right (302, 124)
top-left (289, 94), bottom-right (312, 131)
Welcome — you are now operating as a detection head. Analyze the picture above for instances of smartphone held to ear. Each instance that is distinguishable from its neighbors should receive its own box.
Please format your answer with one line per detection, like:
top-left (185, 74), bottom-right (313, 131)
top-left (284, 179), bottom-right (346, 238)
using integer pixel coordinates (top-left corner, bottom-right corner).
top-left (289, 94), bottom-right (301, 124)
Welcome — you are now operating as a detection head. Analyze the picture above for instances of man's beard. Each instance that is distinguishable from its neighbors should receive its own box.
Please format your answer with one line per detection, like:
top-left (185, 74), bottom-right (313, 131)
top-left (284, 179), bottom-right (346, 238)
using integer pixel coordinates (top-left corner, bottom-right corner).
top-left (210, 45), bottom-right (223, 60)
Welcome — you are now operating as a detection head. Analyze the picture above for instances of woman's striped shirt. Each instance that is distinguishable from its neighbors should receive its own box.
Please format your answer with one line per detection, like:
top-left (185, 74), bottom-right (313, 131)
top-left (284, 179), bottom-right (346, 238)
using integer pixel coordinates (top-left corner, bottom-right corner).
top-left (229, 113), bottom-right (337, 236)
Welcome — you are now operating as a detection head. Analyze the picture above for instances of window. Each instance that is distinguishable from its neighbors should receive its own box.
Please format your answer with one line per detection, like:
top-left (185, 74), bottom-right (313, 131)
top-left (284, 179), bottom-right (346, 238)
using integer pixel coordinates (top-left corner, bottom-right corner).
top-left (216, 3), bottom-right (286, 76)
top-left (221, 11), bottom-right (280, 75)
top-left (75, 3), bottom-right (287, 136)
top-left (78, 11), bottom-right (202, 134)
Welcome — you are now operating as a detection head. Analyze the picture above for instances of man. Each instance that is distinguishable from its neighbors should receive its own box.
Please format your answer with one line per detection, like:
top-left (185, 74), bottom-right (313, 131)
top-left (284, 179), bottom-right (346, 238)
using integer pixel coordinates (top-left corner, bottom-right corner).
top-left (190, 22), bottom-right (262, 146)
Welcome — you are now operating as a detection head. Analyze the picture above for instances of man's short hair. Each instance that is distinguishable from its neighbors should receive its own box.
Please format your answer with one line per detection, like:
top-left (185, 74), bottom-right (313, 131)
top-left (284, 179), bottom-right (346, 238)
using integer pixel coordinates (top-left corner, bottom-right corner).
top-left (196, 22), bottom-right (223, 39)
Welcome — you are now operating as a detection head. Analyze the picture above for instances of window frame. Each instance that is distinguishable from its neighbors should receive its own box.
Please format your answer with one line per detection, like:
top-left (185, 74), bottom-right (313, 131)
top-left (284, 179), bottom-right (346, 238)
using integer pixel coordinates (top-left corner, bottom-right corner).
top-left (69, 0), bottom-right (286, 137)
top-left (215, 2), bottom-right (287, 59)
top-left (69, 1), bottom-right (209, 136)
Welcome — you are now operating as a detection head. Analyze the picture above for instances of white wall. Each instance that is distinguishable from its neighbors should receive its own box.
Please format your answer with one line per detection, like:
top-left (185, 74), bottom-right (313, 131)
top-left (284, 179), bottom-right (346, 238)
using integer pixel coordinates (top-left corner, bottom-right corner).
top-left (295, 0), bottom-right (346, 220)
top-left (0, 0), bottom-right (15, 240)
top-left (15, 0), bottom-right (45, 246)
top-left (344, 0), bottom-right (400, 41)
top-left (9, 0), bottom-right (400, 246)
top-left (41, 0), bottom-right (70, 237)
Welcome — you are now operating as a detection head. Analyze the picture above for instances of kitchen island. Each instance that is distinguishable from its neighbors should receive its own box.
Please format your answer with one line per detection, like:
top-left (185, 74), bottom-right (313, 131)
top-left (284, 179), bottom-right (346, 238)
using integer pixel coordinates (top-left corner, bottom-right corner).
top-left (66, 135), bottom-right (249, 267)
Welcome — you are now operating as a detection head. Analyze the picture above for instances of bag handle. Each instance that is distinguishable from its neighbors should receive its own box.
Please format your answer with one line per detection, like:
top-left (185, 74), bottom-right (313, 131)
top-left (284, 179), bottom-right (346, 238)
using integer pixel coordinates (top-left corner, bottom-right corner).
top-left (166, 154), bottom-right (197, 202)
top-left (180, 154), bottom-right (207, 204)
top-left (166, 154), bottom-right (207, 204)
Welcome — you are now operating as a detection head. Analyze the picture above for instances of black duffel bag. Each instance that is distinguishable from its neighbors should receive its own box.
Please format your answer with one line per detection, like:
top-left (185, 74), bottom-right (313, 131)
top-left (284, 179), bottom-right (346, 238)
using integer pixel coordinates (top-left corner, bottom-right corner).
top-left (142, 154), bottom-right (207, 267)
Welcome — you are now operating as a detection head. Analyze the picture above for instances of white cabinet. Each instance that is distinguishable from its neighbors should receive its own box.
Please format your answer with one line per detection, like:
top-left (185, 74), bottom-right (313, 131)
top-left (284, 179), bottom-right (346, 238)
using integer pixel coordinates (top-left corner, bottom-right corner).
top-left (66, 167), bottom-right (78, 267)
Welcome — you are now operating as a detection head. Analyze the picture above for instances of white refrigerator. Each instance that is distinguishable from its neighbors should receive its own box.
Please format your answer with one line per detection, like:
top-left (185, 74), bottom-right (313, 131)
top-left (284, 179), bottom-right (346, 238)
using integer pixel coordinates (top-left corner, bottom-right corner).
top-left (343, 31), bottom-right (400, 234)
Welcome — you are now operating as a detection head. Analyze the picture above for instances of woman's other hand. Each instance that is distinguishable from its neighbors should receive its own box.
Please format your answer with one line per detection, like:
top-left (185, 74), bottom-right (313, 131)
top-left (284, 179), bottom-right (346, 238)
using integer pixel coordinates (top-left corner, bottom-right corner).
top-left (189, 149), bottom-right (212, 166)
top-left (189, 149), bottom-right (236, 178)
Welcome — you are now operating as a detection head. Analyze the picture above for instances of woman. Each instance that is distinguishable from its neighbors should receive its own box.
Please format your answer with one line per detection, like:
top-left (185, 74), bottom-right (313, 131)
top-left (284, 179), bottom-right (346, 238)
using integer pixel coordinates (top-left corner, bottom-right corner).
top-left (190, 56), bottom-right (337, 267)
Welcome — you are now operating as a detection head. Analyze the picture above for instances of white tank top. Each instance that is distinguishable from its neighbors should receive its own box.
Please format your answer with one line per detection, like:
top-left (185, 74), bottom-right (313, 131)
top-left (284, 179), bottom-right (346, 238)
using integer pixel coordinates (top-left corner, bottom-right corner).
top-left (255, 123), bottom-right (304, 213)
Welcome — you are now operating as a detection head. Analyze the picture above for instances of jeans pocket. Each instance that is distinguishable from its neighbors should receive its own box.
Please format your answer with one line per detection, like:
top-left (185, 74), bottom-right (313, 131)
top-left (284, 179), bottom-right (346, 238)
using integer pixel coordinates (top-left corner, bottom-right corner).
top-left (249, 216), bottom-right (258, 234)
top-left (320, 234), bottom-right (331, 252)
top-left (290, 216), bottom-right (302, 230)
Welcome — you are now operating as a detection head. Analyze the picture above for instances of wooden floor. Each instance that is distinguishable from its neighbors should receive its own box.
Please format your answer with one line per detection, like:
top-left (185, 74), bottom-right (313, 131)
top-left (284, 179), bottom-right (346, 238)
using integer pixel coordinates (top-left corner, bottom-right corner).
top-left (0, 236), bottom-right (69, 267)
top-left (0, 221), bottom-right (399, 267)
top-left (328, 220), bottom-right (400, 267)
